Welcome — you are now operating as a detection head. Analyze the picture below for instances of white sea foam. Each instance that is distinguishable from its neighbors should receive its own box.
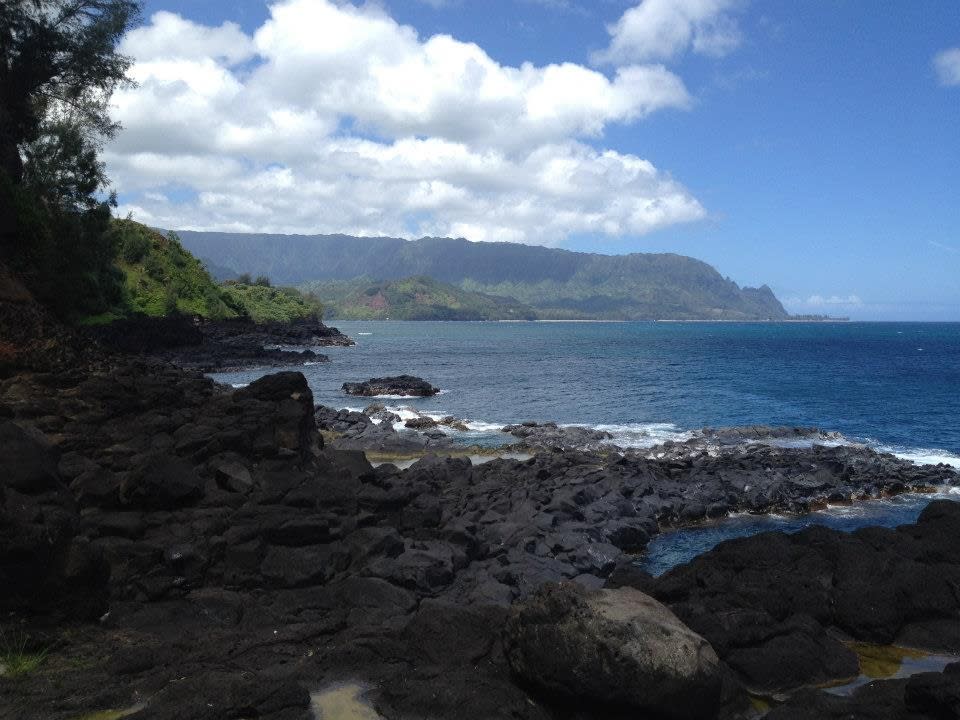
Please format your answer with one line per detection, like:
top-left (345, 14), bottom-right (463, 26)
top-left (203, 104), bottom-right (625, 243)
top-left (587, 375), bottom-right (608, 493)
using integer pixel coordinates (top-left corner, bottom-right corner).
top-left (466, 420), bottom-right (510, 433)
top-left (363, 394), bottom-right (425, 400)
top-left (751, 431), bottom-right (960, 471)
top-left (584, 422), bottom-right (694, 449)
top-left (324, 397), bottom-right (960, 470)
top-left (882, 447), bottom-right (960, 469)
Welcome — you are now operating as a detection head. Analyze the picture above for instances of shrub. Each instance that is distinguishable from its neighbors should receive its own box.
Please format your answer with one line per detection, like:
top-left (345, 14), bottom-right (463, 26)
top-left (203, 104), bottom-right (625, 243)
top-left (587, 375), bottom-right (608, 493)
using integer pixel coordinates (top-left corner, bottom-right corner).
top-left (120, 231), bottom-right (151, 263)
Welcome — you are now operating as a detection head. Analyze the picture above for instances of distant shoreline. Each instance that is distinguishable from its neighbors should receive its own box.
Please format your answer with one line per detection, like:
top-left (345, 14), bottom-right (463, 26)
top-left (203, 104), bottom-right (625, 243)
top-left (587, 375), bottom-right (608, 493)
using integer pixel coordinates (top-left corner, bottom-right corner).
top-left (327, 317), bottom-right (856, 324)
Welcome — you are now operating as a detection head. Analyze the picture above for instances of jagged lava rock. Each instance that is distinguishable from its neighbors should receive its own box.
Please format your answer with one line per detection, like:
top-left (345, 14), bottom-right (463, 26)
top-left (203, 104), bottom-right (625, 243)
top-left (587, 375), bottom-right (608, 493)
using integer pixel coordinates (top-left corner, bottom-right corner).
top-left (342, 375), bottom-right (439, 397)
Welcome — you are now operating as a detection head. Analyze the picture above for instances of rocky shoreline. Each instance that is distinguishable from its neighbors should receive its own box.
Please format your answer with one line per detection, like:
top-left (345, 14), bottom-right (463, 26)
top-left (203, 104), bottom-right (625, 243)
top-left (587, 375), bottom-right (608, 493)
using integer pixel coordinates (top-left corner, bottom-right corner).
top-left (86, 315), bottom-right (354, 373)
top-left (2, 339), bottom-right (959, 718)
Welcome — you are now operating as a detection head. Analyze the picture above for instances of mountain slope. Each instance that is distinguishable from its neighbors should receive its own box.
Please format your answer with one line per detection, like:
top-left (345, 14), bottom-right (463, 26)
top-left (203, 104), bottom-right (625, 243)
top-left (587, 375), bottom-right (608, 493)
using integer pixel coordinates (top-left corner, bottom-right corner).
top-left (306, 276), bottom-right (538, 320)
top-left (106, 220), bottom-right (238, 320)
top-left (87, 221), bottom-right (324, 324)
top-left (176, 231), bottom-right (789, 321)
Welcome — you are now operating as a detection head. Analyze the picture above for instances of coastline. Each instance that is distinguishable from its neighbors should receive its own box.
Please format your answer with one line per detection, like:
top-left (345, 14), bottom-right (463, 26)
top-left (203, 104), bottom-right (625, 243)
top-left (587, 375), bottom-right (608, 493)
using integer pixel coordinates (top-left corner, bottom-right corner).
top-left (2, 313), bottom-right (959, 720)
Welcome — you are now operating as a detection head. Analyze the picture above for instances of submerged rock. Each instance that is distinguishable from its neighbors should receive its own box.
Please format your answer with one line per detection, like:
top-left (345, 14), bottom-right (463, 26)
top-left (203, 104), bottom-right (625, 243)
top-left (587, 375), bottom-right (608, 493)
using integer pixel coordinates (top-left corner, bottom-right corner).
top-left (504, 582), bottom-right (722, 719)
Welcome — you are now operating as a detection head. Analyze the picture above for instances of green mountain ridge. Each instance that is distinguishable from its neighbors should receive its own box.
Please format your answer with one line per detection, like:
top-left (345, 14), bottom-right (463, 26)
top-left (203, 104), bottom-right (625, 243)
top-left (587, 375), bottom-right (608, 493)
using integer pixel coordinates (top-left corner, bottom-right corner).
top-left (86, 220), bottom-right (322, 324)
top-left (177, 231), bottom-right (790, 321)
top-left (305, 276), bottom-right (538, 320)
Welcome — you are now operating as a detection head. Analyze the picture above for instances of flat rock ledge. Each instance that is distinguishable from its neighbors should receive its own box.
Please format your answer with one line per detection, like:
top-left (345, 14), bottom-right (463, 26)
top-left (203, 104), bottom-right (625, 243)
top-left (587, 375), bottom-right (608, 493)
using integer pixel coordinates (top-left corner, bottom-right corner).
top-left (342, 375), bottom-right (440, 397)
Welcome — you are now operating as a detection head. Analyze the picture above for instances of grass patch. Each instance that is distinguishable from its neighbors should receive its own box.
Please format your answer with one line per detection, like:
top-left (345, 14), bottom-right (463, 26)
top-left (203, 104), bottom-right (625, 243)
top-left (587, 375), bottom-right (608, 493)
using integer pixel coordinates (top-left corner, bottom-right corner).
top-left (0, 629), bottom-right (49, 678)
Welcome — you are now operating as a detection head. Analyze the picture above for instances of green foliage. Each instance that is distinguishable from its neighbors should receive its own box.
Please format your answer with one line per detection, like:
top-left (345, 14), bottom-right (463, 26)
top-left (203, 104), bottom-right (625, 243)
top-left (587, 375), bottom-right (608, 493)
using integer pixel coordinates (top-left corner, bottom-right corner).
top-left (0, 1), bottom-right (140, 322)
top-left (178, 231), bottom-right (790, 321)
top-left (107, 220), bottom-right (238, 320)
top-left (0, 1), bottom-right (140, 183)
top-left (254, 274), bottom-right (271, 287)
top-left (221, 282), bottom-right (323, 323)
top-left (1, 170), bottom-right (124, 319)
top-left (120, 226), bottom-right (151, 263)
top-left (302, 276), bottom-right (538, 321)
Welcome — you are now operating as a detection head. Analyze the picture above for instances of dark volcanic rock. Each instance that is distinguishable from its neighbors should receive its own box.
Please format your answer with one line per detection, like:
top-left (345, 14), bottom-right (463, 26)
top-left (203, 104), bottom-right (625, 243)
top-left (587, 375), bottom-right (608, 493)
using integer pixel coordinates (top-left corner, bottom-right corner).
top-left (1, 420), bottom-right (61, 493)
top-left (766, 664), bottom-right (960, 720)
top-left (502, 422), bottom-right (616, 451)
top-left (342, 375), bottom-right (439, 397)
top-left (612, 499), bottom-right (960, 695)
top-left (906, 662), bottom-right (960, 718)
top-left (120, 453), bottom-right (204, 510)
top-left (505, 582), bottom-right (722, 720)
top-left (87, 315), bottom-right (353, 372)
top-left (1, 349), bottom-right (959, 720)
top-left (315, 404), bottom-right (455, 454)
top-left (0, 422), bottom-right (109, 620)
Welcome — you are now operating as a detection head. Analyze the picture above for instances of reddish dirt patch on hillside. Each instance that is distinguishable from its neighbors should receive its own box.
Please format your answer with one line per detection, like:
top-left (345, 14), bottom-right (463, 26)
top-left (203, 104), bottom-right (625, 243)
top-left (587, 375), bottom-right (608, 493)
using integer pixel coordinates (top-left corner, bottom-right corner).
top-left (363, 291), bottom-right (388, 310)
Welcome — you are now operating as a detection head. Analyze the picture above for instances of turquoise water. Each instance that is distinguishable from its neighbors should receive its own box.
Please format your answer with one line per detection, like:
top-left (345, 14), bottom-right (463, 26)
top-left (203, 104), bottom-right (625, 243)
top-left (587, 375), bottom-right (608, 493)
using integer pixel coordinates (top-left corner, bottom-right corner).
top-left (217, 321), bottom-right (960, 464)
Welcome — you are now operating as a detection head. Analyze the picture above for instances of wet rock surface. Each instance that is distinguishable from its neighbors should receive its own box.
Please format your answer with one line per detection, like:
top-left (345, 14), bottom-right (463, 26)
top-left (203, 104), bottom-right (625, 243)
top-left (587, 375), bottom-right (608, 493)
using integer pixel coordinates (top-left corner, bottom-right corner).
top-left (502, 421), bottom-right (617, 451)
top-left (608, 499), bottom-right (960, 697)
top-left (0, 357), bottom-right (958, 719)
top-left (314, 405), bottom-right (459, 454)
top-left (342, 375), bottom-right (440, 397)
top-left (764, 661), bottom-right (960, 719)
top-left (87, 315), bottom-right (353, 372)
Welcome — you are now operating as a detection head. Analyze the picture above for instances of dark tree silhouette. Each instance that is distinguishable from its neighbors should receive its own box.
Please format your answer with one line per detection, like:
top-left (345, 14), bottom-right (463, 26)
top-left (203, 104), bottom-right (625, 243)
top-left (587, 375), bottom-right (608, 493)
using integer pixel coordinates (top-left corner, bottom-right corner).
top-left (0, 1), bottom-right (140, 319)
top-left (0, 0), bottom-right (138, 186)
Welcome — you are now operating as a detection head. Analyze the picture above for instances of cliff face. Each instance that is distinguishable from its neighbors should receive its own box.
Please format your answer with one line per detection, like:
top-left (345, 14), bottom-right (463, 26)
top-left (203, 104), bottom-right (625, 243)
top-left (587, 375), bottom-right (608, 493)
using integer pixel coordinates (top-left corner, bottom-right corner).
top-left (179, 231), bottom-right (789, 320)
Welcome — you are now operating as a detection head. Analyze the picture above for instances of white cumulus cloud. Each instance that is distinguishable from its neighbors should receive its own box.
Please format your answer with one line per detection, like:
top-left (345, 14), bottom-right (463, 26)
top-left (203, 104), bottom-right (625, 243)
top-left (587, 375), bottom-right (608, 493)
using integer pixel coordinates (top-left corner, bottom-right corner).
top-left (108, 0), bottom-right (706, 243)
top-left (784, 294), bottom-right (864, 314)
top-left (804, 294), bottom-right (864, 307)
top-left (934, 47), bottom-right (960, 86)
top-left (594, 0), bottom-right (743, 65)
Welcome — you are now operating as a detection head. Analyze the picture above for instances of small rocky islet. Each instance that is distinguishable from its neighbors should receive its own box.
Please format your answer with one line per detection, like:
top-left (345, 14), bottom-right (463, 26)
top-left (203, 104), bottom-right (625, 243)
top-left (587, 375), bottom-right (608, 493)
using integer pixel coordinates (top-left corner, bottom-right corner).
top-left (2, 316), bottom-right (960, 719)
top-left (341, 375), bottom-right (441, 398)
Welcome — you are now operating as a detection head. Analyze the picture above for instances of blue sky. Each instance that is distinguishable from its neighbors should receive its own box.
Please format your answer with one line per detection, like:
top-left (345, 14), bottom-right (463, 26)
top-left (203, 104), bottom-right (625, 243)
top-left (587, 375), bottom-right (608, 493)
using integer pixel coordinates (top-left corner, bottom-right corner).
top-left (116, 0), bottom-right (960, 320)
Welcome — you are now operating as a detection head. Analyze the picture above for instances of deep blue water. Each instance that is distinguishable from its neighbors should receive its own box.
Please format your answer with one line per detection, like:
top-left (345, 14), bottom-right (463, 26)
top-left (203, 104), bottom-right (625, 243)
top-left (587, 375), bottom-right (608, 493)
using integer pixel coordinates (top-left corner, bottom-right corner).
top-left (215, 321), bottom-right (960, 463)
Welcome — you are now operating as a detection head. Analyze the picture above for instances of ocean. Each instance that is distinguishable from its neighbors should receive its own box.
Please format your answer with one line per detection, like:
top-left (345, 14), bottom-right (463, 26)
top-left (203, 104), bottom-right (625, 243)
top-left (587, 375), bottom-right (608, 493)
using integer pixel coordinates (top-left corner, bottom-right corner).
top-left (211, 320), bottom-right (960, 571)
top-left (214, 320), bottom-right (960, 464)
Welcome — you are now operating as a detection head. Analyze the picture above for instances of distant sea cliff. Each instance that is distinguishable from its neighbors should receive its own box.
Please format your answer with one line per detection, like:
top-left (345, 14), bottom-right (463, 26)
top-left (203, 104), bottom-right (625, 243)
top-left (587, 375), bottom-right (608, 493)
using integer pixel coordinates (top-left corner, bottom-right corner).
top-left (179, 230), bottom-right (793, 321)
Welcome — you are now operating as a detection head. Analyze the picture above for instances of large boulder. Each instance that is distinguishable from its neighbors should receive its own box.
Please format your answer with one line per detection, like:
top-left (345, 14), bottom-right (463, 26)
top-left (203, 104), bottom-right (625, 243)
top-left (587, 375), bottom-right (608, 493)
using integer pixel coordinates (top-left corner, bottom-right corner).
top-left (0, 422), bottom-right (109, 619)
top-left (504, 582), bottom-right (722, 719)
top-left (1, 421), bottom-right (60, 493)
top-left (234, 371), bottom-right (317, 457)
top-left (121, 453), bottom-right (204, 510)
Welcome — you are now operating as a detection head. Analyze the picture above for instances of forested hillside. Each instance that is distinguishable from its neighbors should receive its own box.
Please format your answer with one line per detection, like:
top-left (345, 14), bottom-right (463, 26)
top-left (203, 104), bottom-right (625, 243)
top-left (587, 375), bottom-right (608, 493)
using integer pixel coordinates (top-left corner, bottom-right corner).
top-left (179, 231), bottom-right (789, 320)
